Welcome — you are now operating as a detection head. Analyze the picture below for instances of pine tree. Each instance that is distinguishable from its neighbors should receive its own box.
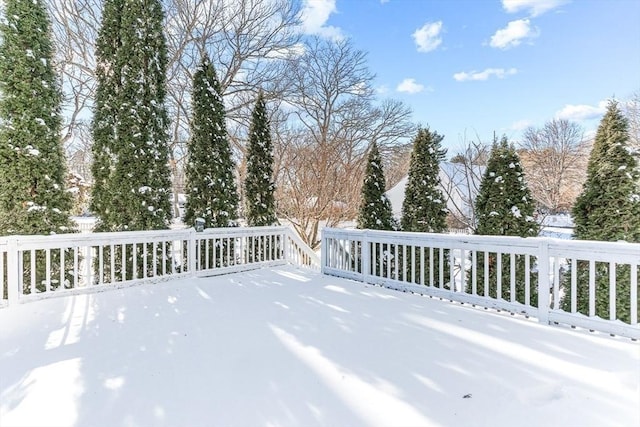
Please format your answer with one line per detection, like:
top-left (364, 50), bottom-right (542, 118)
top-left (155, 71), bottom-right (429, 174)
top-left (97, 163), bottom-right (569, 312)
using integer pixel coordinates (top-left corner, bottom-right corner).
top-left (563, 101), bottom-right (640, 322)
top-left (401, 128), bottom-right (448, 233)
top-left (470, 137), bottom-right (539, 304)
top-left (357, 142), bottom-right (395, 230)
top-left (400, 128), bottom-right (448, 287)
top-left (91, 0), bottom-right (172, 232)
top-left (0, 0), bottom-right (74, 236)
top-left (244, 92), bottom-right (278, 227)
top-left (183, 54), bottom-right (239, 229)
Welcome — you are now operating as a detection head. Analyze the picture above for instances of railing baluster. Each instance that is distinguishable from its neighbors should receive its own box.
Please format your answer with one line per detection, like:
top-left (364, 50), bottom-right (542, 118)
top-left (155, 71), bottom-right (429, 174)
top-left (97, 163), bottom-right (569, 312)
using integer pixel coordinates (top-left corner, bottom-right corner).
top-left (524, 255), bottom-right (530, 306)
top-left (510, 253), bottom-right (516, 302)
top-left (570, 258), bottom-right (577, 313)
top-left (30, 249), bottom-right (36, 294)
top-left (471, 250), bottom-right (477, 295)
top-left (45, 249), bottom-right (51, 292)
top-left (589, 260), bottom-right (596, 317)
top-left (631, 264), bottom-right (637, 325)
top-left (609, 262), bottom-right (616, 321)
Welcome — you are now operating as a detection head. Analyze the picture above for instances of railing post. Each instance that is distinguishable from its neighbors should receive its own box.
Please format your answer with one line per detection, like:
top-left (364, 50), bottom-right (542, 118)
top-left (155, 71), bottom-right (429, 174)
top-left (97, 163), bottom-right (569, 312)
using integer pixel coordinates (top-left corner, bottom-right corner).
top-left (537, 239), bottom-right (550, 325)
top-left (320, 229), bottom-right (327, 274)
top-left (361, 230), bottom-right (370, 282)
top-left (188, 228), bottom-right (197, 276)
top-left (6, 237), bottom-right (19, 305)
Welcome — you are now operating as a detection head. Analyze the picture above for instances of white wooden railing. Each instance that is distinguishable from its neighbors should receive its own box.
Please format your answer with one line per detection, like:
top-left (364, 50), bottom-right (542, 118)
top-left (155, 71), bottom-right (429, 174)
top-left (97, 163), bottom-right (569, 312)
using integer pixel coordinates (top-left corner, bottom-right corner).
top-left (321, 228), bottom-right (640, 339)
top-left (0, 226), bottom-right (319, 307)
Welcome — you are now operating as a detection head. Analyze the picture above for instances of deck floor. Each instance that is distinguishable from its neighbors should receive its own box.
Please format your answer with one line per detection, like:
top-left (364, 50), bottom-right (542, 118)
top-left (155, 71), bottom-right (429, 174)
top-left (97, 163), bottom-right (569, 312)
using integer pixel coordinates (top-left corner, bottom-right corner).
top-left (1, 266), bottom-right (638, 427)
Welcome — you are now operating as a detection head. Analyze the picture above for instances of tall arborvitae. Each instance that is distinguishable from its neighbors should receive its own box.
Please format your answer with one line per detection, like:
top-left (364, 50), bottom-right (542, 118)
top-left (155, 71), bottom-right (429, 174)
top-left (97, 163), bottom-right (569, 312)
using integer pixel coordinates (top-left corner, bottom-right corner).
top-left (244, 92), bottom-right (278, 227)
top-left (0, 0), bottom-right (74, 235)
top-left (357, 142), bottom-right (395, 230)
top-left (572, 101), bottom-right (640, 242)
top-left (470, 136), bottom-right (539, 304)
top-left (183, 55), bottom-right (239, 228)
top-left (91, 0), bottom-right (172, 232)
top-left (401, 128), bottom-right (448, 233)
top-left (400, 128), bottom-right (448, 288)
top-left (474, 137), bottom-right (538, 237)
top-left (563, 101), bottom-right (640, 322)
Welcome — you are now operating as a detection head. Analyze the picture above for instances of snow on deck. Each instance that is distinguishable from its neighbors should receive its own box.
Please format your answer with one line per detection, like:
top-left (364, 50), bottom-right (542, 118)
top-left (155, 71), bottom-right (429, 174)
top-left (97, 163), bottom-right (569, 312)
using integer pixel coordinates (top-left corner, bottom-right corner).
top-left (1, 266), bottom-right (638, 427)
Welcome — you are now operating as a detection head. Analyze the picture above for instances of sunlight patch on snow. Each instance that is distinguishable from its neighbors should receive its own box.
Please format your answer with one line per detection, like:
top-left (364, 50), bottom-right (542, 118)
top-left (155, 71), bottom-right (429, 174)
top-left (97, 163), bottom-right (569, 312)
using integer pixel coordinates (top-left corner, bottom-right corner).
top-left (103, 376), bottom-right (125, 391)
top-left (275, 269), bottom-right (311, 282)
top-left (0, 358), bottom-right (83, 427)
top-left (301, 295), bottom-right (350, 313)
top-left (270, 325), bottom-right (441, 427)
top-left (404, 314), bottom-right (634, 397)
top-left (324, 284), bottom-right (352, 295)
top-left (45, 294), bottom-right (95, 350)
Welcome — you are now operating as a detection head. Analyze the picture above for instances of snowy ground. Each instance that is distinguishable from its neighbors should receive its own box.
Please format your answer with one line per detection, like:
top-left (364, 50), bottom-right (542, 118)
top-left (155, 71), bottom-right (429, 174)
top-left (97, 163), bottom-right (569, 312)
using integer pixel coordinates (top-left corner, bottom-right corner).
top-left (1, 266), bottom-right (638, 427)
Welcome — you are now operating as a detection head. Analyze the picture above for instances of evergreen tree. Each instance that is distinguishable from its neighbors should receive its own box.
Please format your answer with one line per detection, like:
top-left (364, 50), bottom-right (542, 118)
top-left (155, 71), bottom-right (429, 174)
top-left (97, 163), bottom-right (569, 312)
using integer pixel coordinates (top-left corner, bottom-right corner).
top-left (91, 0), bottom-right (172, 232)
top-left (244, 92), bottom-right (277, 227)
top-left (572, 101), bottom-right (640, 242)
top-left (400, 128), bottom-right (448, 287)
top-left (357, 142), bottom-right (395, 230)
top-left (470, 137), bottom-right (539, 304)
top-left (563, 101), bottom-right (640, 322)
top-left (401, 128), bottom-right (448, 233)
top-left (474, 137), bottom-right (538, 237)
top-left (0, 0), bottom-right (74, 236)
top-left (183, 54), bottom-right (239, 229)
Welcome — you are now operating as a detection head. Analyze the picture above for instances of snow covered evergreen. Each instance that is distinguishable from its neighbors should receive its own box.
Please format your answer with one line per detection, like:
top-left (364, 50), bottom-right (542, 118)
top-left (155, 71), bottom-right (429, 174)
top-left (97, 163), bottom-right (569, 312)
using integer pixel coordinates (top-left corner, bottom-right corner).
top-left (357, 142), bottom-right (395, 230)
top-left (400, 128), bottom-right (448, 287)
top-left (91, 0), bottom-right (172, 232)
top-left (564, 100), bottom-right (640, 322)
top-left (400, 128), bottom-right (448, 233)
top-left (244, 92), bottom-right (278, 227)
top-left (471, 137), bottom-right (538, 303)
top-left (0, 0), bottom-right (74, 235)
top-left (183, 54), bottom-right (239, 229)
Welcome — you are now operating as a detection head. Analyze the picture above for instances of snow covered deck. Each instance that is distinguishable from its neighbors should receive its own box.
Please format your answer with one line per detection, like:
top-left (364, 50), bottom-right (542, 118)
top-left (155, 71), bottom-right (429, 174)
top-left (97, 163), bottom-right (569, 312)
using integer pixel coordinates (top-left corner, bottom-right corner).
top-left (1, 265), bottom-right (638, 427)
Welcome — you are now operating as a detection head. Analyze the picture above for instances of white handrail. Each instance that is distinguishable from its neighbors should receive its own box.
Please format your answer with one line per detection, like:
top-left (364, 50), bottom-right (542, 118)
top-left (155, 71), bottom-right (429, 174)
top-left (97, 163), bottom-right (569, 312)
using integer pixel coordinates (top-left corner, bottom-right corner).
top-left (321, 227), bottom-right (640, 339)
top-left (0, 226), bottom-right (317, 306)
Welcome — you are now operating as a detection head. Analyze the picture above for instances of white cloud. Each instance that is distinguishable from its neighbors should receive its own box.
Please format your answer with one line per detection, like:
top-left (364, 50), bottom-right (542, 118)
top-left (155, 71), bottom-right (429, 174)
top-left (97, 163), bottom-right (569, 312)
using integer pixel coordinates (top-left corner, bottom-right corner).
top-left (555, 100), bottom-right (608, 121)
top-left (511, 119), bottom-right (532, 131)
top-left (396, 78), bottom-right (425, 94)
top-left (490, 19), bottom-right (539, 49)
top-left (502, 0), bottom-right (569, 17)
top-left (453, 68), bottom-right (518, 82)
top-left (300, 0), bottom-right (344, 41)
top-left (412, 21), bottom-right (443, 53)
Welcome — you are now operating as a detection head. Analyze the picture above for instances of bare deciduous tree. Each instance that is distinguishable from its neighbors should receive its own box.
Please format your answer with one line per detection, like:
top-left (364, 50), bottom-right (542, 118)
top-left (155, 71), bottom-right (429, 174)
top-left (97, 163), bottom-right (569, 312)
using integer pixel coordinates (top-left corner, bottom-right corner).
top-left (275, 37), bottom-right (415, 248)
top-left (442, 139), bottom-right (488, 230)
top-left (623, 91), bottom-right (640, 150)
top-left (520, 119), bottom-right (587, 213)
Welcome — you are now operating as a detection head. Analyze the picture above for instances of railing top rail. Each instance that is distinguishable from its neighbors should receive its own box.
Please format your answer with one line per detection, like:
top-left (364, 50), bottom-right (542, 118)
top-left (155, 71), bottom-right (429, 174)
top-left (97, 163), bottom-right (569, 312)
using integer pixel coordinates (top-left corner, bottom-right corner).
top-left (322, 227), bottom-right (640, 256)
top-left (285, 227), bottom-right (321, 266)
top-left (198, 225), bottom-right (288, 236)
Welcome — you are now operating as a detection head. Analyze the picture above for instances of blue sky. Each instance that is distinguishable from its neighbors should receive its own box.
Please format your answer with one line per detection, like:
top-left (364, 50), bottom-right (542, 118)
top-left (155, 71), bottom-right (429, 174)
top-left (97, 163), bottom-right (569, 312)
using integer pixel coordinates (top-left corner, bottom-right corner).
top-left (300, 0), bottom-right (640, 152)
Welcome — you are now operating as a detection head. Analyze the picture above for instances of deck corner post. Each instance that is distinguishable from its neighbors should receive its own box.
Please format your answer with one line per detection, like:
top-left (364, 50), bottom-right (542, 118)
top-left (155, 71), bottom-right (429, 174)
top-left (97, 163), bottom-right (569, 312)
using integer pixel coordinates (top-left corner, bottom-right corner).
top-left (6, 237), bottom-right (19, 305)
top-left (537, 239), bottom-right (551, 325)
top-left (361, 230), bottom-right (371, 282)
top-left (188, 228), bottom-right (197, 276)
